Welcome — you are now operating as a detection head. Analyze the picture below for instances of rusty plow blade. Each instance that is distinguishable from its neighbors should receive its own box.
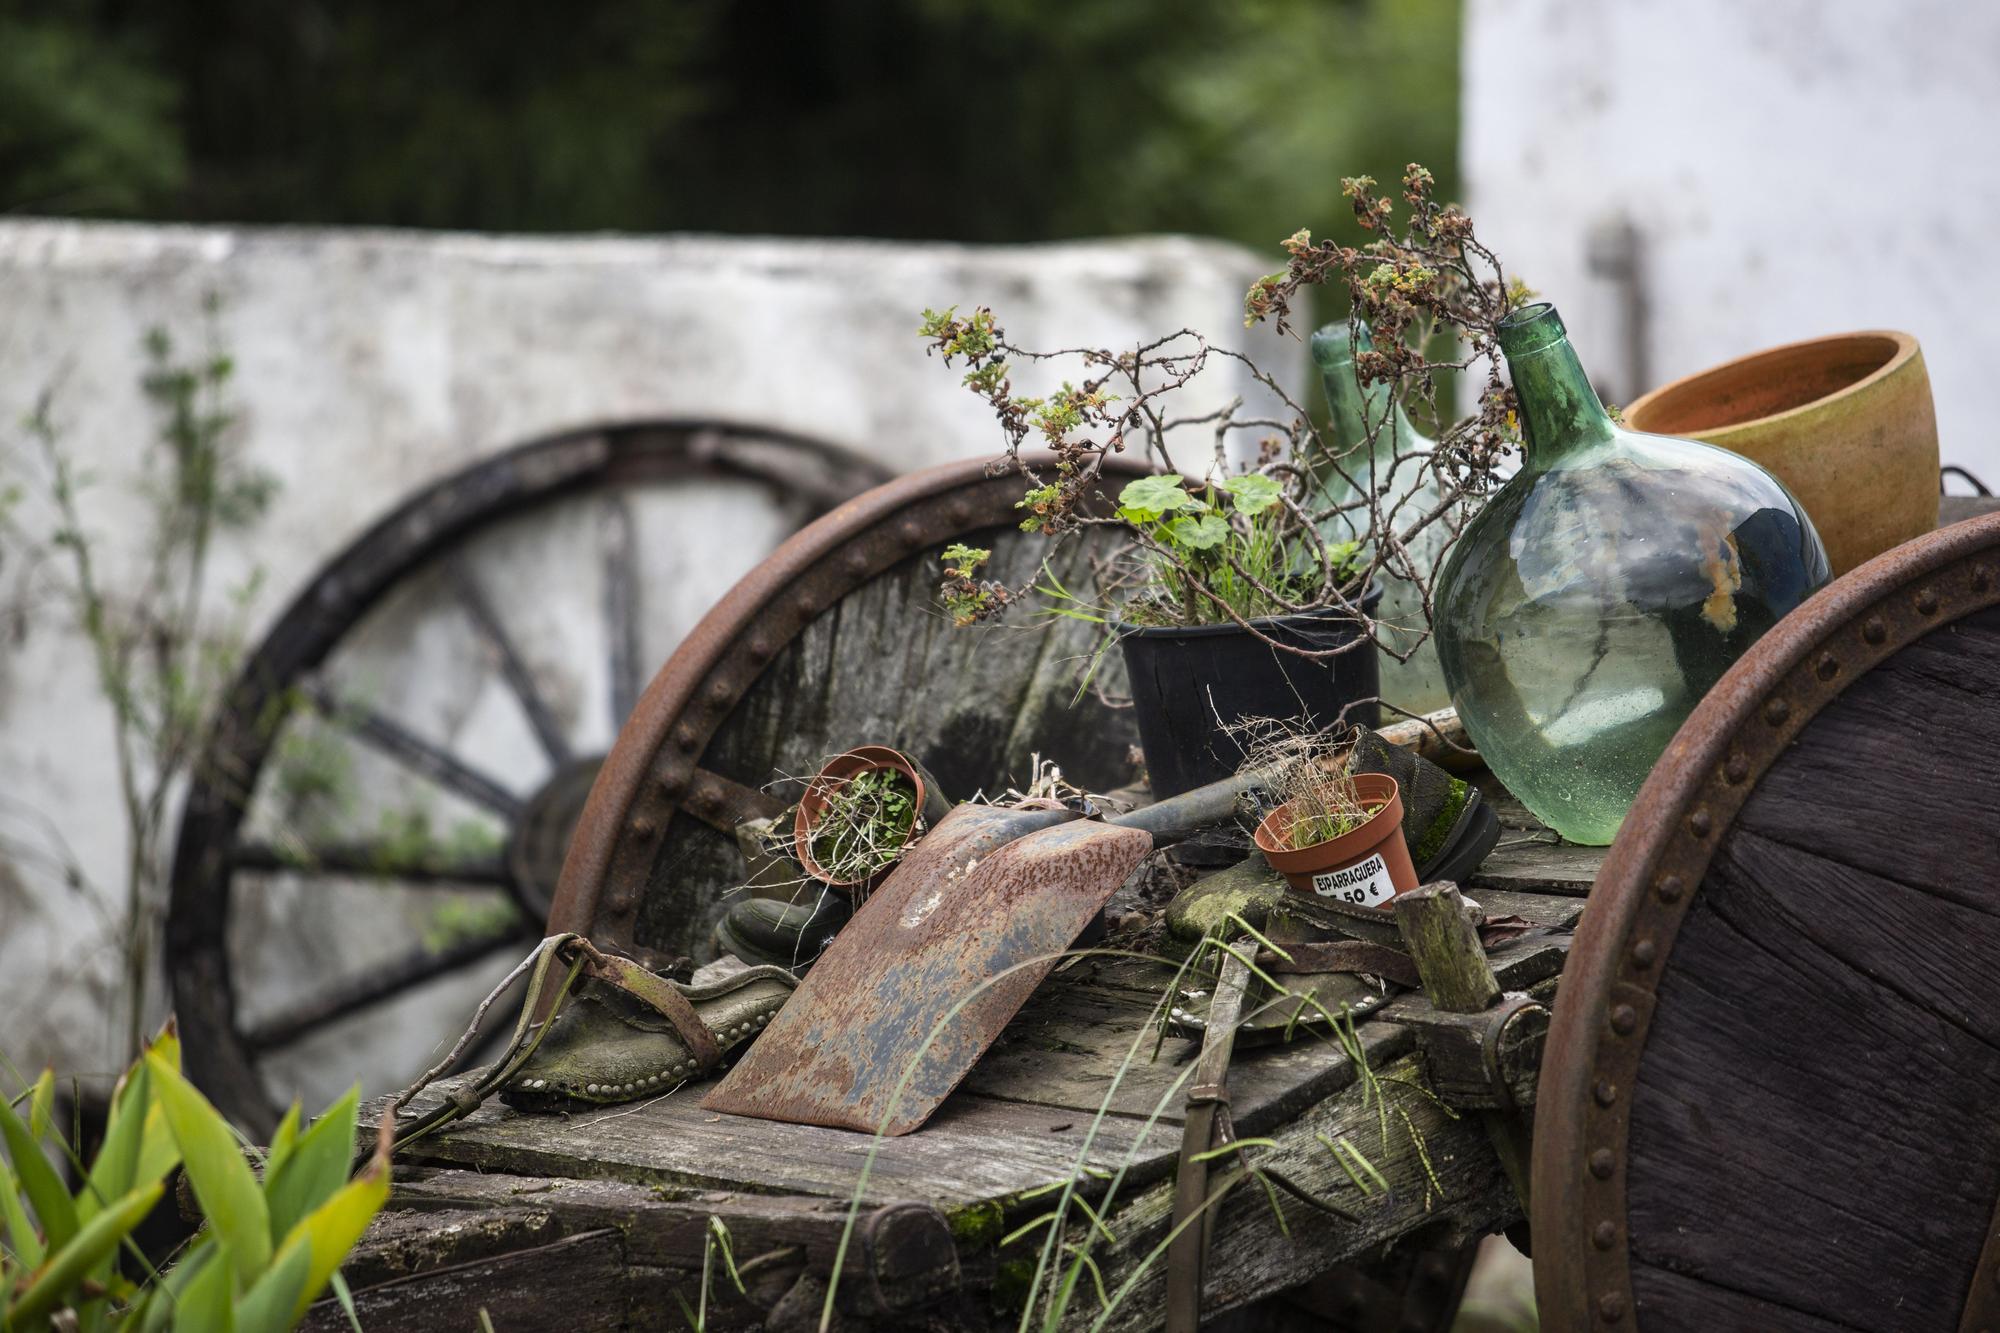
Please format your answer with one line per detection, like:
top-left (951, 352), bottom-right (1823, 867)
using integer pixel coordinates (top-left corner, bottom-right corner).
top-left (704, 774), bottom-right (1257, 1135)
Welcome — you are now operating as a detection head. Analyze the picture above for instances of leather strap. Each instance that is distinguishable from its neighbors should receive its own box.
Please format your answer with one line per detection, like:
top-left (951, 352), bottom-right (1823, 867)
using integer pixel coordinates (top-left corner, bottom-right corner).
top-left (387, 935), bottom-right (589, 1152)
top-left (581, 949), bottom-right (723, 1070)
top-left (1166, 948), bottom-right (1253, 1333)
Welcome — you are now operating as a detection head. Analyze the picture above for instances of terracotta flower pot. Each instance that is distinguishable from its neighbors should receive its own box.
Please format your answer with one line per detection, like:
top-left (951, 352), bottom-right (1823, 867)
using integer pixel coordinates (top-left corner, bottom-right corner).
top-left (1252, 772), bottom-right (1418, 909)
top-left (1624, 330), bottom-right (1938, 576)
top-left (793, 746), bottom-right (950, 895)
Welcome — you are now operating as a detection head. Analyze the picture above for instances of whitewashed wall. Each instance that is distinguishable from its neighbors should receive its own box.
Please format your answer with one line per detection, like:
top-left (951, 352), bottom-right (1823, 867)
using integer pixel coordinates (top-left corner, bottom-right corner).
top-left (1464, 0), bottom-right (2000, 479)
top-left (0, 223), bottom-right (1290, 1093)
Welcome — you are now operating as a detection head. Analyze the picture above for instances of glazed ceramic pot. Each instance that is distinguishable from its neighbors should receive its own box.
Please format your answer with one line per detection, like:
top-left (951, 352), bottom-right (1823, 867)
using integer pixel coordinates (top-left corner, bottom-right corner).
top-left (1625, 331), bottom-right (1938, 575)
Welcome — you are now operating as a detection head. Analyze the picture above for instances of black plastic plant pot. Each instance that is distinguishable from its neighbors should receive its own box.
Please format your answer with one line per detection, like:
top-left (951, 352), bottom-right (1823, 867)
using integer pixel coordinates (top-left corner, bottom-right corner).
top-left (1117, 588), bottom-right (1382, 797)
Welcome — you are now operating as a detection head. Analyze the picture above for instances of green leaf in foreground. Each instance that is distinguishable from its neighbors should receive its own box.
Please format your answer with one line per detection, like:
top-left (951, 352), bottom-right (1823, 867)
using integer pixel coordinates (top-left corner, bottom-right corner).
top-left (146, 1050), bottom-right (272, 1284)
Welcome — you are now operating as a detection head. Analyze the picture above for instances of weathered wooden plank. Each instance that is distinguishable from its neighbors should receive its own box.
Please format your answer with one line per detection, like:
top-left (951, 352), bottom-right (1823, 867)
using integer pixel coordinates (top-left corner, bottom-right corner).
top-left (957, 938), bottom-right (1565, 1133)
top-left (301, 1229), bottom-right (648, 1332)
top-left (1467, 833), bottom-right (1602, 897)
top-left (1626, 1261), bottom-right (1870, 1333)
top-left (1460, 886), bottom-right (1586, 929)
top-left (1026, 1052), bottom-right (1513, 1332)
top-left (1714, 826), bottom-right (2000, 1046)
top-left (1729, 608), bottom-right (2000, 900)
top-left (1625, 875), bottom-right (2000, 1329)
top-left (349, 1169), bottom-right (963, 1326)
top-left (393, 1076), bottom-right (1178, 1211)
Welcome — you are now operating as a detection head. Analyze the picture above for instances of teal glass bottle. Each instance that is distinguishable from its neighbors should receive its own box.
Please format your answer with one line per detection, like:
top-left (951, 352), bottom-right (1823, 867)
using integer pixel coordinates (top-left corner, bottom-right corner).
top-left (1434, 304), bottom-right (1830, 844)
top-left (1309, 321), bottom-right (1455, 716)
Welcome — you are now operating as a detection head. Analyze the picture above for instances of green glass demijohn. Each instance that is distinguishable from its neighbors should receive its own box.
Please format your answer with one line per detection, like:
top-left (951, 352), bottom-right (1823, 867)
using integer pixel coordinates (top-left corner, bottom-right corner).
top-left (1434, 303), bottom-right (1831, 845)
top-left (1309, 320), bottom-right (1455, 715)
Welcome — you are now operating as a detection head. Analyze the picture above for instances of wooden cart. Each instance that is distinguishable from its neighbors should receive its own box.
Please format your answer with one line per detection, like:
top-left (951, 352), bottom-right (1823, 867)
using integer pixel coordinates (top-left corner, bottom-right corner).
top-left (223, 454), bottom-right (2000, 1329)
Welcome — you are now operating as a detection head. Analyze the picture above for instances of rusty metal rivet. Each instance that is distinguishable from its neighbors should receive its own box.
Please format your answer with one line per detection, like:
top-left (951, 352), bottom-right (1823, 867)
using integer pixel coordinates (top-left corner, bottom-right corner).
top-left (607, 888), bottom-right (635, 914)
top-left (1723, 753), bottom-right (1749, 784)
top-left (630, 817), bottom-right (657, 840)
top-left (1598, 1292), bottom-right (1627, 1323)
top-left (747, 634), bottom-right (775, 661)
top-left (1815, 652), bottom-right (1840, 681)
top-left (1593, 1079), bottom-right (1618, 1107)
top-left (675, 724), bottom-right (699, 751)
top-left (1589, 1148), bottom-right (1616, 1180)
top-left (843, 550), bottom-right (871, 576)
top-left (1862, 616), bottom-right (1887, 644)
top-left (1764, 697), bottom-right (1790, 726)
top-left (1593, 1220), bottom-right (1617, 1250)
top-left (707, 680), bottom-right (732, 706)
top-left (1610, 1004), bottom-right (1637, 1035)
top-left (1972, 566), bottom-right (1992, 593)
top-left (1655, 875), bottom-right (1684, 905)
top-left (948, 498), bottom-right (975, 523)
top-left (1916, 587), bottom-right (1939, 615)
top-left (1631, 937), bottom-right (1657, 969)
top-left (1688, 809), bottom-right (1712, 838)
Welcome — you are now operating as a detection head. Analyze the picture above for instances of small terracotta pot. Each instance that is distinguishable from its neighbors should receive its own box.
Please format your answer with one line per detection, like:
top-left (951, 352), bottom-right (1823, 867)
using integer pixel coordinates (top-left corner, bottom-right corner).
top-left (794, 746), bottom-right (950, 894)
top-left (1624, 330), bottom-right (1938, 576)
top-left (1256, 772), bottom-right (1416, 908)
top-left (1252, 772), bottom-right (1418, 909)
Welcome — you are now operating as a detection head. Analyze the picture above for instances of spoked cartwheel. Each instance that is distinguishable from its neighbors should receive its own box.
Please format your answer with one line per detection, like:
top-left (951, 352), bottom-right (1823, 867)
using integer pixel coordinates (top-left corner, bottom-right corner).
top-left (167, 420), bottom-right (887, 1133)
top-left (1534, 511), bottom-right (2000, 1330)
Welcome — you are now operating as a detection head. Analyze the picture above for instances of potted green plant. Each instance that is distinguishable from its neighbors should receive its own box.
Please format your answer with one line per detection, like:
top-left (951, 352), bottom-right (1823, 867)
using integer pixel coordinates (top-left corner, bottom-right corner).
top-left (792, 746), bottom-right (950, 897)
top-left (920, 165), bottom-right (1532, 794)
top-left (1252, 769), bottom-right (1416, 908)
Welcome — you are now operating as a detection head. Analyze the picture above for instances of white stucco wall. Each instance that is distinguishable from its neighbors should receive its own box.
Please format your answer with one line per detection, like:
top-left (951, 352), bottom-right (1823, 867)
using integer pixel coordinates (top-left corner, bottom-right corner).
top-left (0, 223), bottom-right (1290, 1098)
top-left (1464, 0), bottom-right (2000, 479)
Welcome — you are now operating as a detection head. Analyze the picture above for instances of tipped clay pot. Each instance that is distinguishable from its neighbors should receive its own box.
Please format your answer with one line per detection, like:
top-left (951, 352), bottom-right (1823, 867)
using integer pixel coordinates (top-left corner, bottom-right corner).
top-left (1625, 330), bottom-right (1937, 575)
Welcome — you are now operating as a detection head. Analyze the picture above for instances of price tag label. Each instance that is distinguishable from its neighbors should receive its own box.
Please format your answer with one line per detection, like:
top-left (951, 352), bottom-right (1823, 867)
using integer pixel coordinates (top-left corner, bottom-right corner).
top-left (1311, 853), bottom-right (1397, 908)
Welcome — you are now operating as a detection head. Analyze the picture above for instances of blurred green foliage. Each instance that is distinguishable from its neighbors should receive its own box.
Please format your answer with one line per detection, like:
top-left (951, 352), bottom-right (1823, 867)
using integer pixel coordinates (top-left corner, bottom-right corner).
top-left (0, 0), bottom-right (1457, 251)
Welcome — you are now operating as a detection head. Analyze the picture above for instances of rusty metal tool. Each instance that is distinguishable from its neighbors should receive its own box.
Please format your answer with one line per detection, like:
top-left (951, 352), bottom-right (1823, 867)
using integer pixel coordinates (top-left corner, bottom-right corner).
top-left (703, 772), bottom-right (1264, 1135)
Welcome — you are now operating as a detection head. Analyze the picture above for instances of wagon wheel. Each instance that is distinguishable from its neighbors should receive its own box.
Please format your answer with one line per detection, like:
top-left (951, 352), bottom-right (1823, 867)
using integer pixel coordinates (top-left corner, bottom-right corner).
top-left (167, 421), bottom-right (888, 1133)
top-left (548, 452), bottom-right (1477, 1330)
top-left (1534, 511), bottom-right (2000, 1331)
top-left (545, 450), bottom-right (1154, 960)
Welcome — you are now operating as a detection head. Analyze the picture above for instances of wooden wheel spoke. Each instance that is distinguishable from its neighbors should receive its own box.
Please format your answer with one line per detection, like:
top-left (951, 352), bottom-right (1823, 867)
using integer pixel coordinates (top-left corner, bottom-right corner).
top-left (242, 920), bottom-right (531, 1054)
top-left (230, 840), bottom-right (510, 886)
top-left (305, 681), bottom-right (524, 819)
top-left (448, 561), bottom-right (572, 765)
top-left (603, 495), bottom-right (642, 730)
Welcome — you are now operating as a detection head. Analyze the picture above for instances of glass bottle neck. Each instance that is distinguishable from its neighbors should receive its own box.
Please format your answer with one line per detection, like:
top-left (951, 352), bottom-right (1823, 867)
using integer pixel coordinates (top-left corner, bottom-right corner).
top-left (1311, 322), bottom-right (1418, 460)
top-left (1498, 303), bottom-right (1614, 467)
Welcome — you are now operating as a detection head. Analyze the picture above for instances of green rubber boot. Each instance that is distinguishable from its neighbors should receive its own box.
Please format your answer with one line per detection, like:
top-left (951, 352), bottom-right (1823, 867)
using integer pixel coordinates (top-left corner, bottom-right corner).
top-left (1347, 729), bottom-right (1500, 884)
top-left (712, 892), bottom-right (853, 975)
